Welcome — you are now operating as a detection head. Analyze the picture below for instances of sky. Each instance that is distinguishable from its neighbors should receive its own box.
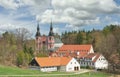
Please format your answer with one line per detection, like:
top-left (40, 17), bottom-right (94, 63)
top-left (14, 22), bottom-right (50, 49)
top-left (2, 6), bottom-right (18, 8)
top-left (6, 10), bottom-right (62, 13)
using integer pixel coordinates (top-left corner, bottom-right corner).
top-left (0, 0), bottom-right (120, 37)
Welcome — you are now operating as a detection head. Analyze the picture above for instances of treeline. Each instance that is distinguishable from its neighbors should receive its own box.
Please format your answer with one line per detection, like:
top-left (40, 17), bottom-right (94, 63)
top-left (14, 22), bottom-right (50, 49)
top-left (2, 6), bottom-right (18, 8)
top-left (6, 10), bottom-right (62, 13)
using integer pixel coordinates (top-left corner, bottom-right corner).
top-left (62, 24), bottom-right (120, 73)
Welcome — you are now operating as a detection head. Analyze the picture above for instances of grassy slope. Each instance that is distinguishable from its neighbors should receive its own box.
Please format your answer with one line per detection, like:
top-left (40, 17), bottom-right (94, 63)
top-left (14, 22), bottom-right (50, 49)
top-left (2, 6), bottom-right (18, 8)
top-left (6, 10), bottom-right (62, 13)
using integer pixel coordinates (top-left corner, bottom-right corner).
top-left (0, 65), bottom-right (68, 75)
top-left (0, 65), bottom-right (41, 75)
top-left (0, 65), bottom-right (111, 77)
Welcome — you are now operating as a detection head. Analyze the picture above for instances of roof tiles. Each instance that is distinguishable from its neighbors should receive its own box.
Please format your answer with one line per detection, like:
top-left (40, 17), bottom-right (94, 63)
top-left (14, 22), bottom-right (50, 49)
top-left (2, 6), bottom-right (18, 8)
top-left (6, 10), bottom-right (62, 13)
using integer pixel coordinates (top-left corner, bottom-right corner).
top-left (35, 57), bottom-right (72, 67)
top-left (58, 45), bottom-right (92, 52)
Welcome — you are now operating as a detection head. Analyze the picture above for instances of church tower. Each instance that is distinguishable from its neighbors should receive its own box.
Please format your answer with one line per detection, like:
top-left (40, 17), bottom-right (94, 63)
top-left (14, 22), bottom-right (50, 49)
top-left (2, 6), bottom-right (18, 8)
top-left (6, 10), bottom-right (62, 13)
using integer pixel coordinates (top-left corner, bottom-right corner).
top-left (47, 21), bottom-right (54, 51)
top-left (35, 23), bottom-right (41, 52)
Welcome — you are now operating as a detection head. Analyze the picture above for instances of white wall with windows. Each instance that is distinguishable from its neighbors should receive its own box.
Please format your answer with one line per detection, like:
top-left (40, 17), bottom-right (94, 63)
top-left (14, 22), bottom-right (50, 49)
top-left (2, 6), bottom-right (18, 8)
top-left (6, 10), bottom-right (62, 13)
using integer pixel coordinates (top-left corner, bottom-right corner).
top-left (41, 66), bottom-right (57, 72)
top-left (66, 58), bottom-right (80, 72)
top-left (95, 55), bottom-right (108, 69)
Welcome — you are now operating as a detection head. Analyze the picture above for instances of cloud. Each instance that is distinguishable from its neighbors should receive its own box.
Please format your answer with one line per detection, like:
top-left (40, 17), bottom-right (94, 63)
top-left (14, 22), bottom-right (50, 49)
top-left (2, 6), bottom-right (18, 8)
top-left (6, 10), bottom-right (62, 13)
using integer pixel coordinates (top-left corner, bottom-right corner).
top-left (0, 0), bottom-right (20, 10)
top-left (53, 27), bottom-right (59, 33)
top-left (19, 0), bottom-right (51, 15)
top-left (52, 0), bottom-right (119, 14)
top-left (36, 0), bottom-right (120, 27)
top-left (0, 0), bottom-right (120, 35)
top-left (0, 13), bottom-right (35, 35)
top-left (104, 16), bottom-right (112, 22)
top-left (65, 24), bottom-right (79, 31)
top-left (110, 21), bottom-right (120, 25)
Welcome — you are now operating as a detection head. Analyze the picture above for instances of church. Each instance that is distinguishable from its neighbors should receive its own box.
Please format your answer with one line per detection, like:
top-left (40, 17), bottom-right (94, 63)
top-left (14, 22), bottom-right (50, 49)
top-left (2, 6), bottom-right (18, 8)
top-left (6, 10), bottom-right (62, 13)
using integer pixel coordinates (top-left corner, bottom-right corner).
top-left (35, 22), bottom-right (63, 52)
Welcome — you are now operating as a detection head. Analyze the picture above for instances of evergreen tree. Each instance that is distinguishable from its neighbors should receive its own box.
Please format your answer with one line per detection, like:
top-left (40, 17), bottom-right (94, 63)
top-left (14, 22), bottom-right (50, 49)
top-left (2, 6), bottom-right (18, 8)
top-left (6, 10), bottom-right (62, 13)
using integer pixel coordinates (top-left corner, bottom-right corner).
top-left (76, 32), bottom-right (83, 44)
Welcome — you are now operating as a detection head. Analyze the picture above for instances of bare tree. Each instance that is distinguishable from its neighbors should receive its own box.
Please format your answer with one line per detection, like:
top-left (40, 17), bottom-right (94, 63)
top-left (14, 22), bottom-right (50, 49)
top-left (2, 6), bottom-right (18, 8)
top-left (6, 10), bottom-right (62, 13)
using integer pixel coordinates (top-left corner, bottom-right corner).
top-left (15, 28), bottom-right (31, 47)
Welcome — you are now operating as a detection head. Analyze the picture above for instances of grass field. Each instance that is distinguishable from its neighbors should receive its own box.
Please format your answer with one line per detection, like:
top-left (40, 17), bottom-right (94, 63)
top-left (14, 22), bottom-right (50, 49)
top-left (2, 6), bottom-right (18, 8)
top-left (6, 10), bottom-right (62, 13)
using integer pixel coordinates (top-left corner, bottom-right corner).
top-left (0, 65), bottom-right (111, 77)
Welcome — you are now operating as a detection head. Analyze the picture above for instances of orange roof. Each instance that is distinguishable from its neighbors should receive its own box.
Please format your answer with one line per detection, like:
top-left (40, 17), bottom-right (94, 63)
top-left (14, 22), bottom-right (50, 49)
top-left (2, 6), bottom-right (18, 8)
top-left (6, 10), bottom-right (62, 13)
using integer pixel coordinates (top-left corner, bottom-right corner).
top-left (56, 45), bottom-right (92, 58)
top-left (35, 57), bottom-right (72, 67)
top-left (57, 45), bottom-right (92, 52)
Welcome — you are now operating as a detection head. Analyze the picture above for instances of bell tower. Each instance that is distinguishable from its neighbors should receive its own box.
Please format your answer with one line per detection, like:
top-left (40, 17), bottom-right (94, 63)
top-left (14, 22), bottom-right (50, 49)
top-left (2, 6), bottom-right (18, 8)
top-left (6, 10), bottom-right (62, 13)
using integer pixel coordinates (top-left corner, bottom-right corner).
top-left (47, 21), bottom-right (54, 51)
top-left (35, 23), bottom-right (41, 52)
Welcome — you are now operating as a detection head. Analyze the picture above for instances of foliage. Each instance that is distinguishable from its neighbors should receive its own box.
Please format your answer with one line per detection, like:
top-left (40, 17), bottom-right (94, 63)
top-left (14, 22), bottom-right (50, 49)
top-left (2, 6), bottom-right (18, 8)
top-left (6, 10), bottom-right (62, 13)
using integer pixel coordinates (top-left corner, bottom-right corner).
top-left (76, 32), bottom-right (83, 44)
top-left (17, 51), bottom-right (25, 66)
top-left (16, 44), bottom-right (34, 67)
top-left (0, 28), bottom-right (34, 67)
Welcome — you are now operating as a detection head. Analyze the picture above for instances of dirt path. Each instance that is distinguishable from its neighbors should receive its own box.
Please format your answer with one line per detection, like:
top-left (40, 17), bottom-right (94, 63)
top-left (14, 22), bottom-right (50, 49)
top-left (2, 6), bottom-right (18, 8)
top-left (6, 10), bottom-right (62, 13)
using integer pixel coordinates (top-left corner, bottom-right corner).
top-left (0, 69), bottom-right (91, 77)
top-left (109, 75), bottom-right (120, 77)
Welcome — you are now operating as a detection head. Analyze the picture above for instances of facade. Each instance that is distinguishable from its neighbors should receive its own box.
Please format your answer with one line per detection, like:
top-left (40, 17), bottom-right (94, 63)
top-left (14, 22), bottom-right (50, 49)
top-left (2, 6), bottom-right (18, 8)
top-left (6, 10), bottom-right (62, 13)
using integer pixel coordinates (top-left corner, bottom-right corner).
top-left (29, 57), bottom-right (80, 72)
top-left (35, 22), bottom-right (63, 52)
top-left (80, 53), bottom-right (108, 69)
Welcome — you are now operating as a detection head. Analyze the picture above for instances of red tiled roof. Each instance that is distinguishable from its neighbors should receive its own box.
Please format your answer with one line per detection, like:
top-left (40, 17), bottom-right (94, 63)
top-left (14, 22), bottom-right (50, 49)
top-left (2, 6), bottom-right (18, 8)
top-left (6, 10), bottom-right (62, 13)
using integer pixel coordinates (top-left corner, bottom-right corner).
top-left (35, 57), bottom-right (72, 67)
top-left (84, 53), bottom-right (96, 58)
top-left (56, 45), bottom-right (92, 58)
top-left (57, 45), bottom-right (92, 52)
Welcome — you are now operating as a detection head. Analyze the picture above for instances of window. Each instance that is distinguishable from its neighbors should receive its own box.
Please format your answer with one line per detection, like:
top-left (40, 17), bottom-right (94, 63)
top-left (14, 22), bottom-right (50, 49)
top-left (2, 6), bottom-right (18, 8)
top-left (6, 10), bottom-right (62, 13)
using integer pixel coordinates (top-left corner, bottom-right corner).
top-left (49, 37), bottom-right (51, 40)
top-left (71, 62), bottom-right (72, 64)
top-left (75, 62), bottom-right (76, 64)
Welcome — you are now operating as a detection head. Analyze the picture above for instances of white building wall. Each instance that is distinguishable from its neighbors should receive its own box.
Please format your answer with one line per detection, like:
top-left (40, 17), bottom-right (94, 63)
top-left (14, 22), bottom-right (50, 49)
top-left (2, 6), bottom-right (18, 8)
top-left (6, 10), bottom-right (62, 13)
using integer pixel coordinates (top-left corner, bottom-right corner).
top-left (59, 66), bottom-right (66, 71)
top-left (89, 46), bottom-right (94, 53)
top-left (54, 43), bottom-right (63, 48)
top-left (95, 55), bottom-right (108, 69)
top-left (66, 58), bottom-right (80, 72)
top-left (40, 66), bottom-right (57, 72)
top-left (29, 66), bottom-right (40, 70)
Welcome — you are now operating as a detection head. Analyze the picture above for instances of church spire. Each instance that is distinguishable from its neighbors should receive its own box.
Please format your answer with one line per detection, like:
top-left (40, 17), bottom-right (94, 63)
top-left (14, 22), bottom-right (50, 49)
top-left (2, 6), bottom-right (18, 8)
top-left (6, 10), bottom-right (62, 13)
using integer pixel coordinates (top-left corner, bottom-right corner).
top-left (35, 23), bottom-right (41, 37)
top-left (49, 21), bottom-right (54, 36)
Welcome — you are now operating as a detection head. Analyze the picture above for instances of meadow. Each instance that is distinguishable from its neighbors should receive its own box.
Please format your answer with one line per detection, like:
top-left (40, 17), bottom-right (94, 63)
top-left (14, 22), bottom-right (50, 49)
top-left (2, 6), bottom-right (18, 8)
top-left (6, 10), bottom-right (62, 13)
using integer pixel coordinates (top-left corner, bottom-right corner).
top-left (0, 65), bottom-right (111, 77)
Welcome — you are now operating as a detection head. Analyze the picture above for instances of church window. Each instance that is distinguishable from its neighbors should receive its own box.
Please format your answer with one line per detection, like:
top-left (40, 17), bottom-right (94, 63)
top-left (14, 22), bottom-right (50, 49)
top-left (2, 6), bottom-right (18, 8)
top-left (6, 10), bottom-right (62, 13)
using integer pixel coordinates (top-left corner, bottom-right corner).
top-left (49, 37), bottom-right (51, 40)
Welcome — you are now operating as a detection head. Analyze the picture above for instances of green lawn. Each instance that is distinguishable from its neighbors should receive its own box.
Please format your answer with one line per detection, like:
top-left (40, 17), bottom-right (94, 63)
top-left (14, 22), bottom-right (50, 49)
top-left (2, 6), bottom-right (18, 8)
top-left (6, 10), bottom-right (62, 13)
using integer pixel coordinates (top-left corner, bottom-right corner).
top-left (0, 65), bottom-right (67, 75)
top-left (0, 65), bottom-right (111, 77)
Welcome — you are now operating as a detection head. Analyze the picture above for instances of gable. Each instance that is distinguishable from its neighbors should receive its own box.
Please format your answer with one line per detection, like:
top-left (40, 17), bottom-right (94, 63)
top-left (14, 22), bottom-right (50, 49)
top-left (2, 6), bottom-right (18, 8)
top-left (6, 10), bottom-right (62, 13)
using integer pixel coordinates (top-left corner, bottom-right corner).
top-left (29, 58), bottom-right (39, 66)
top-left (95, 55), bottom-right (108, 63)
top-left (67, 58), bottom-right (80, 66)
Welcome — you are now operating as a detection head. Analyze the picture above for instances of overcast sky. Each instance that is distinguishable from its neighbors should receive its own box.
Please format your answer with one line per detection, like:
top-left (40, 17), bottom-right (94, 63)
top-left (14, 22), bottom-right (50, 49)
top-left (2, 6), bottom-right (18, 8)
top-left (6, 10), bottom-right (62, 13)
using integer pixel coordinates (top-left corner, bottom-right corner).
top-left (0, 0), bottom-right (120, 36)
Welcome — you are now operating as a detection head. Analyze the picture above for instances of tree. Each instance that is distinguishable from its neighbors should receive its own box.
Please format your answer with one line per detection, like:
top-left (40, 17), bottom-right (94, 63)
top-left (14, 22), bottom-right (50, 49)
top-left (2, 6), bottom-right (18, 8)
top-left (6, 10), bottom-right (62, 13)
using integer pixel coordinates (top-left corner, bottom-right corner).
top-left (76, 32), bottom-right (83, 44)
top-left (17, 51), bottom-right (25, 66)
top-left (15, 28), bottom-right (31, 47)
